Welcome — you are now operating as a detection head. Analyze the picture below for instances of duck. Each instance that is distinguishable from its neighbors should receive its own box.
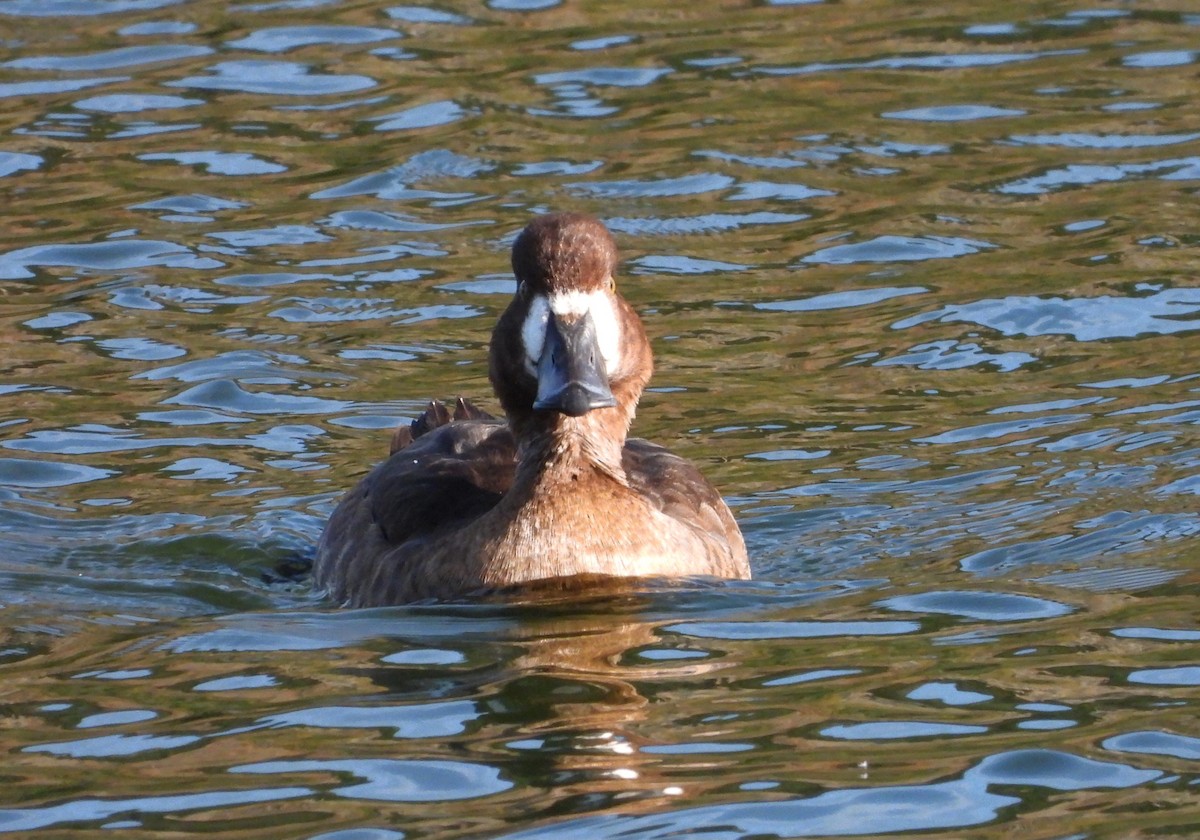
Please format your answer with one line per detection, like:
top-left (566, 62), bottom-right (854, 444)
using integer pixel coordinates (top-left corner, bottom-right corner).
top-left (313, 212), bottom-right (750, 606)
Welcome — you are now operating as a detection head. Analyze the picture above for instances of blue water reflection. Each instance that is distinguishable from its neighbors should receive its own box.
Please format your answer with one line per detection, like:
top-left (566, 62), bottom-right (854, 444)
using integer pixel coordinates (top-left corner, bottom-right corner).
top-left (801, 236), bottom-right (994, 264)
top-left (822, 721), bottom-right (988, 740)
top-left (368, 100), bottom-right (467, 130)
top-left (996, 157), bottom-right (1200, 194)
top-left (0, 458), bottom-right (115, 487)
top-left (756, 49), bottom-right (1084, 75)
top-left (5, 44), bottom-right (209, 71)
top-left (258, 700), bottom-right (480, 738)
top-left (895, 288), bottom-right (1200, 340)
top-left (883, 105), bottom-right (1025, 122)
top-left (0, 788), bottom-right (311, 834)
top-left (310, 149), bottom-right (494, 200)
top-left (0, 0), bottom-right (183, 14)
top-left (0, 151), bottom-right (42, 175)
top-left (76, 93), bottom-right (204, 112)
top-left (232, 758), bottom-right (511, 801)
top-left (225, 25), bottom-right (401, 52)
top-left (386, 5), bottom-right (471, 24)
top-left (1105, 731), bottom-right (1200, 761)
top-left (879, 591), bottom-right (1072, 622)
top-left (169, 61), bottom-right (377, 95)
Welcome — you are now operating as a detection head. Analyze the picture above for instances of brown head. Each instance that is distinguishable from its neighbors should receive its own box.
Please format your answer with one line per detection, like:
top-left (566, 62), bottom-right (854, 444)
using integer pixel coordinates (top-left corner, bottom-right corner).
top-left (490, 213), bottom-right (653, 444)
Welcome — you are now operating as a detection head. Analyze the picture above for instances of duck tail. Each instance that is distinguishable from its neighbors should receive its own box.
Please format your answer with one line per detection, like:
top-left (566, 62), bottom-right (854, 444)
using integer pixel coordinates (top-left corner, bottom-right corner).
top-left (389, 398), bottom-right (497, 454)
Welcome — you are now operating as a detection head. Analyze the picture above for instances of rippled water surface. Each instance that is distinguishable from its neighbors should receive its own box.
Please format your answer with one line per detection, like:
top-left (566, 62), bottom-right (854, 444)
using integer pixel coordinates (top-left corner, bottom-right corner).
top-left (2, 0), bottom-right (1199, 836)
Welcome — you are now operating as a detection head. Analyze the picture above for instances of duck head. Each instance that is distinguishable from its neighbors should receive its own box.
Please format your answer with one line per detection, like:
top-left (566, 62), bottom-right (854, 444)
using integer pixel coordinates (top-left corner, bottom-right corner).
top-left (490, 213), bottom-right (653, 440)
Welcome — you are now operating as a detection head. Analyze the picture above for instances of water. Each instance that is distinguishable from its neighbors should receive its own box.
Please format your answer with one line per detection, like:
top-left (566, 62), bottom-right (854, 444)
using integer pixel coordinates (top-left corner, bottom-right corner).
top-left (1, 0), bottom-right (1199, 836)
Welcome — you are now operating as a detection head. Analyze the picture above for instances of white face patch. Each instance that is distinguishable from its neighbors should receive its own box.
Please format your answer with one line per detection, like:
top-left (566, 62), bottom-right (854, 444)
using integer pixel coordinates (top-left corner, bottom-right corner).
top-left (566, 289), bottom-right (622, 375)
top-left (520, 288), bottom-right (622, 375)
top-left (546, 289), bottom-right (595, 318)
top-left (520, 294), bottom-right (549, 376)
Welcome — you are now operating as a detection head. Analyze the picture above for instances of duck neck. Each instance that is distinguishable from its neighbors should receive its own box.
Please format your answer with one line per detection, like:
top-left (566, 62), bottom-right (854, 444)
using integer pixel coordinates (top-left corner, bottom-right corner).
top-left (513, 410), bottom-right (629, 496)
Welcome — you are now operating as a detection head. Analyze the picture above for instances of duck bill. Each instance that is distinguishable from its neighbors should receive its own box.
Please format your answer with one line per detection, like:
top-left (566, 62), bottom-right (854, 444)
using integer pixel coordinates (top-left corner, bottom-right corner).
top-left (533, 312), bottom-right (617, 417)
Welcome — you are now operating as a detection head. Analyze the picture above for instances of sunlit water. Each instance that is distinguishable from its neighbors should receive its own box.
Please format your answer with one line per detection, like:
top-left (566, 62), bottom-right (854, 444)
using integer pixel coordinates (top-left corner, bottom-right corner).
top-left (1, 0), bottom-right (1198, 836)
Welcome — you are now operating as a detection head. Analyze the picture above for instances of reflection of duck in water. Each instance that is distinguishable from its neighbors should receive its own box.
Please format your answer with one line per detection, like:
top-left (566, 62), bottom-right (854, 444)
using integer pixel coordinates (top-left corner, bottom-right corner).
top-left (315, 213), bottom-right (750, 607)
top-left (362, 604), bottom-right (734, 807)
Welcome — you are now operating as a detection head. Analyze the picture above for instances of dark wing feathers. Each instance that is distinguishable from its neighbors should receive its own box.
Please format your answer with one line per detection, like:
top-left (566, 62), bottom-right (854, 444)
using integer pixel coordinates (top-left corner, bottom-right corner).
top-left (370, 416), bottom-right (514, 545)
top-left (390, 398), bottom-right (498, 455)
top-left (368, 470), bottom-right (500, 544)
top-left (374, 427), bottom-right (733, 549)
top-left (622, 438), bottom-right (742, 547)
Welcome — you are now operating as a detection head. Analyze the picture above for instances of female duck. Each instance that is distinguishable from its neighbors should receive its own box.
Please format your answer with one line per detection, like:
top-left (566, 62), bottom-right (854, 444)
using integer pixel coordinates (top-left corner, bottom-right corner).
top-left (314, 212), bottom-right (750, 606)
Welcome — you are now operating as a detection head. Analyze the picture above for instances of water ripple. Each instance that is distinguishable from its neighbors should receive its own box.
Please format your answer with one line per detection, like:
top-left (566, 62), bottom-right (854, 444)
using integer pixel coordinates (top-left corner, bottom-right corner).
top-left (368, 99), bottom-right (467, 131)
top-left (0, 457), bottom-right (115, 487)
top-left (208, 225), bottom-right (331, 249)
top-left (75, 92), bottom-right (203, 112)
top-left (995, 156), bottom-right (1200, 194)
top-left (25, 733), bottom-right (201, 758)
top-left (694, 149), bottom-right (809, 169)
top-left (894, 288), bottom-right (1200, 340)
top-left (139, 150), bottom-right (288, 175)
top-left (0, 239), bottom-right (222, 280)
top-left (532, 66), bottom-right (672, 117)
top-left (231, 758), bottom-right (511, 801)
top-left (822, 721), bottom-right (989, 740)
top-left (119, 20), bottom-right (195, 35)
top-left (1009, 131), bottom-right (1200, 149)
top-left (728, 180), bottom-right (834, 201)
top-left (493, 750), bottom-right (1157, 839)
top-left (801, 235), bottom-right (995, 264)
top-left (269, 298), bottom-right (480, 324)
top-left (604, 212), bottom-right (806, 236)
top-left (4, 44), bottom-right (211, 71)
top-left (162, 380), bottom-right (353, 415)
top-left (961, 512), bottom-right (1200, 575)
top-left (0, 76), bottom-right (129, 98)
top-left (132, 193), bottom-right (247, 218)
top-left (310, 149), bottom-right (493, 200)
top-left (386, 5), bottom-right (472, 24)
top-left (0, 787), bottom-right (311, 834)
top-left (1105, 730), bottom-right (1200, 761)
top-left (884, 104), bottom-right (1026, 122)
top-left (631, 255), bottom-right (749, 275)
top-left (0, 0), bottom-right (181, 15)
top-left (754, 49), bottom-right (1084, 75)
top-left (1122, 50), bottom-right (1196, 69)
top-left (754, 286), bottom-right (926, 312)
top-left (0, 151), bottom-right (42, 177)
top-left (914, 413), bottom-right (1089, 445)
top-left (259, 701), bottom-right (479, 738)
top-left (666, 619), bottom-right (920, 640)
top-left (226, 25), bottom-right (401, 52)
top-left (168, 60), bottom-right (377, 96)
top-left (568, 173), bottom-right (734, 198)
top-left (535, 67), bottom-right (670, 88)
top-left (879, 590), bottom-right (1073, 621)
top-left (875, 339), bottom-right (1036, 372)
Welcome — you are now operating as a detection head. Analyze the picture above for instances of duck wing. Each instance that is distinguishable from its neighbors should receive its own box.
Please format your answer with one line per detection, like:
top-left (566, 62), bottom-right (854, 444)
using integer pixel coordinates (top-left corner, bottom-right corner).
top-left (622, 437), bottom-right (748, 576)
top-left (390, 397), bottom-right (497, 454)
top-left (370, 418), bottom-right (514, 543)
top-left (314, 406), bottom-right (515, 604)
